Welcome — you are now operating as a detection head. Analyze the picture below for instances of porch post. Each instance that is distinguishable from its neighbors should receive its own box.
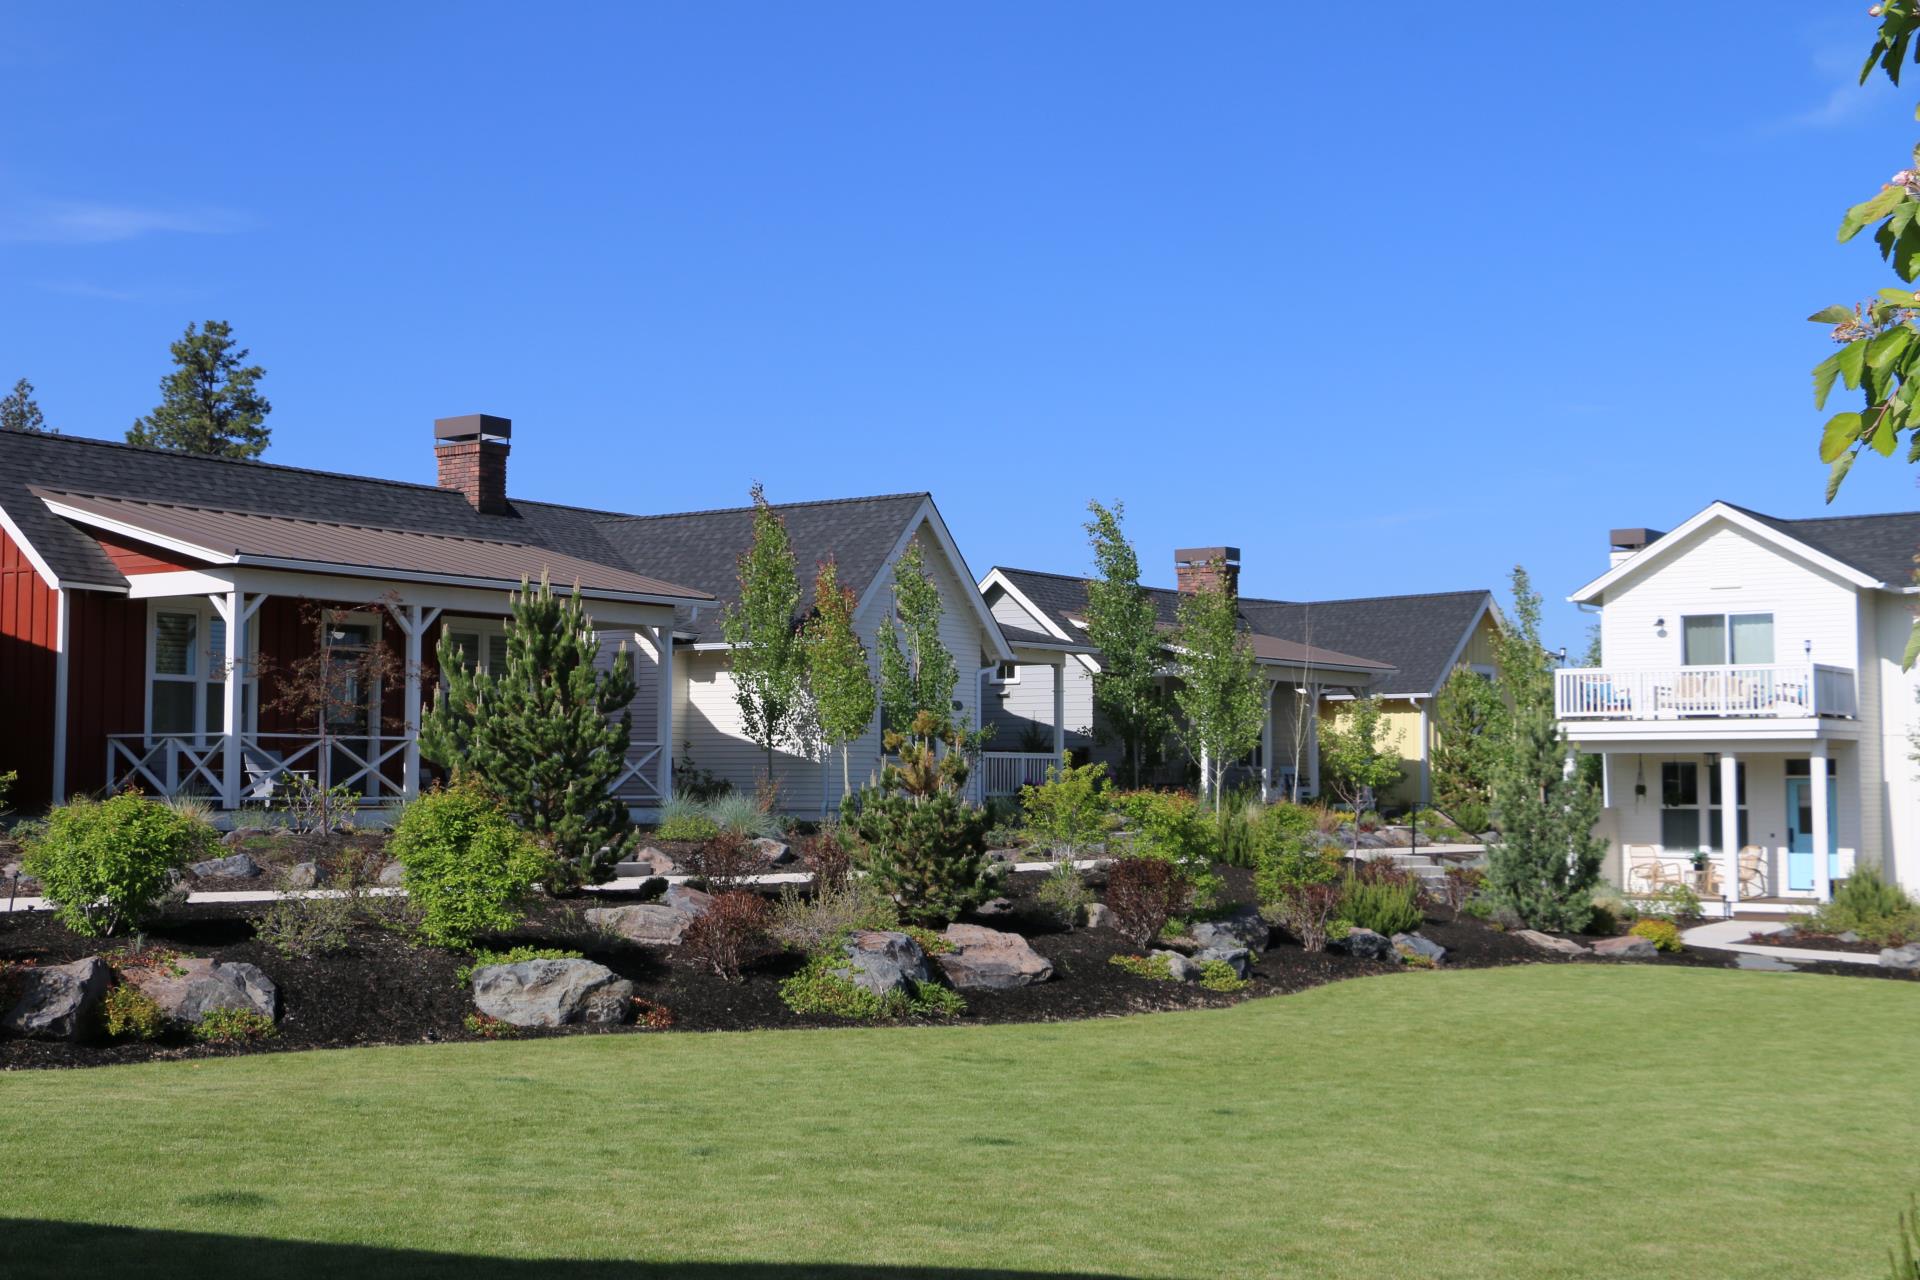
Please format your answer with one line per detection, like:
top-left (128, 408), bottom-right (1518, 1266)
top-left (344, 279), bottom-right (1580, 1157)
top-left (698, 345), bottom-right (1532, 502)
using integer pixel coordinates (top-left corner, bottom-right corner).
top-left (655, 623), bottom-right (674, 804)
top-left (1306, 684), bottom-right (1322, 798)
top-left (1260, 680), bottom-right (1275, 800)
top-left (213, 589), bottom-right (250, 809)
top-left (1719, 752), bottom-right (1741, 911)
top-left (388, 602), bottom-right (441, 799)
top-left (1812, 741), bottom-right (1833, 902)
top-left (1052, 660), bottom-right (1066, 762)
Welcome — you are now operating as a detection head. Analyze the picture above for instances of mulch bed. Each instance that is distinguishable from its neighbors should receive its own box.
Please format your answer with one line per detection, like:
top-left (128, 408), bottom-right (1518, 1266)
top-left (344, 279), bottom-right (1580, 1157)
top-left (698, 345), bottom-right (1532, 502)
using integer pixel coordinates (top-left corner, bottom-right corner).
top-left (1741, 929), bottom-right (1889, 956)
top-left (4, 858), bottom-right (1898, 1071)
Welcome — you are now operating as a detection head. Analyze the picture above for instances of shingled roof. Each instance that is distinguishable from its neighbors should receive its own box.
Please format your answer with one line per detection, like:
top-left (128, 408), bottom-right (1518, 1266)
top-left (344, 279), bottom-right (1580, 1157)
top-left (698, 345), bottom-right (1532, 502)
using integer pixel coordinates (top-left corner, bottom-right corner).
top-left (986, 567), bottom-right (1480, 692)
top-left (1724, 504), bottom-right (1920, 587)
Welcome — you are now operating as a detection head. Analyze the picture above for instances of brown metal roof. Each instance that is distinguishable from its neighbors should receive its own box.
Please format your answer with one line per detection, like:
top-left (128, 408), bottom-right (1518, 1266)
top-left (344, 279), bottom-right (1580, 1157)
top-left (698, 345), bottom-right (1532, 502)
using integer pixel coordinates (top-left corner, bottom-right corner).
top-left (30, 488), bottom-right (713, 604)
top-left (1246, 631), bottom-right (1396, 672)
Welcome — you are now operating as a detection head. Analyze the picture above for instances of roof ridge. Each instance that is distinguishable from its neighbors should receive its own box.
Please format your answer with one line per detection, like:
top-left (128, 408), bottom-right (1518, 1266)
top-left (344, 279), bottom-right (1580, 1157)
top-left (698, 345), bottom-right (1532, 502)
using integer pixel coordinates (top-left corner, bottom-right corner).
top-left (598, 491), bottom-right (931, 524)
top-left (996, 565), bottom-right (1487, 610)
top-left (36, 487), bottom-right (558, 551)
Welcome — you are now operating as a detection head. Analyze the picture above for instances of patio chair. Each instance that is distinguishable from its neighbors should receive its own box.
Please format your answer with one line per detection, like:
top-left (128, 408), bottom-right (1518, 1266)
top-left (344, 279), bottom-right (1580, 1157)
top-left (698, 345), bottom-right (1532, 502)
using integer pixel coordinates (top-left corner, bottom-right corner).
top-left (1738, 846), bottom-right (1768, 900)
top-left (1624, 845), bottom-right (1677, 894)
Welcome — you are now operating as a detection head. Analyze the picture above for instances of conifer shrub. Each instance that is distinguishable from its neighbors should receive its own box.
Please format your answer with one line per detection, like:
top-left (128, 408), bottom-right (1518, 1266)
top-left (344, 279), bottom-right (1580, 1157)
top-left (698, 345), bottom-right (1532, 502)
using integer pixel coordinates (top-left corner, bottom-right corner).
top-left (1340, 869), bottom-right (1423, 937)
top-left (841, 714), bottom-right (991, 926)
top-left (25, 792), bottom-right (215, 936)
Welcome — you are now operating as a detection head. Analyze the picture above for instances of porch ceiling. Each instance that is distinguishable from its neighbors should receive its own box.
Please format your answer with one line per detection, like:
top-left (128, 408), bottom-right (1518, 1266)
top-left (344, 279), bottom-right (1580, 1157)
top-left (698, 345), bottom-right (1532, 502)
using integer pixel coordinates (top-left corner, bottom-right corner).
top-left (1563, 721), bottom-right (1863, 751)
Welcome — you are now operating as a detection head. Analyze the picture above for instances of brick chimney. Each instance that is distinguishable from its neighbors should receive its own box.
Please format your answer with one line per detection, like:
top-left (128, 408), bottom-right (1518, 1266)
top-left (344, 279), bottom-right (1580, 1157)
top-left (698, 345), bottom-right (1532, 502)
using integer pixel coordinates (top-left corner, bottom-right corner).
top-left (434, 414), bottom-right (512, 515)
top-left (1175, 546), bottom-right (1240, 597)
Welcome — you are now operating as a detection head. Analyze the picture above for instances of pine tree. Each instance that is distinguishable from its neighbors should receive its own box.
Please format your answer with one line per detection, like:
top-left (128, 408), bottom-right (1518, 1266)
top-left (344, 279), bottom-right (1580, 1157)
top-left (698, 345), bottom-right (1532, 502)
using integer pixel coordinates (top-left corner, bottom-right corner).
top-left (719, 484), bottom-right (808, 789)
top-left (1, 378), bottom-right (48, 433)
top-left (1484, 566), bottom-right (1607, 930)
top-left (803, 557), bottom-right (876, 800)
top-left (841, 711), bottom-right (991, 925)
top-left (126, 320), bottom-right (271, 458)
top-left (1082, 500), bottom-right (1168, 786)
top-left (420, 573), bottom-right (636, 892)
top-left (878, 542), bottom-right (959, 738)
top-left (1171, 563), bottom-right (1264, 809)
top-left (1430, 666), bottom-right (1507, 827)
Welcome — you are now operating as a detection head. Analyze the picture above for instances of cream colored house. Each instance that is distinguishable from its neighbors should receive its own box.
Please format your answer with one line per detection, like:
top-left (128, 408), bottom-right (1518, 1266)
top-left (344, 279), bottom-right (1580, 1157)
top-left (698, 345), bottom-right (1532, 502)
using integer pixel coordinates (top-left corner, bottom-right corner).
top-left (1559, 502), bottom-right (1920, 916)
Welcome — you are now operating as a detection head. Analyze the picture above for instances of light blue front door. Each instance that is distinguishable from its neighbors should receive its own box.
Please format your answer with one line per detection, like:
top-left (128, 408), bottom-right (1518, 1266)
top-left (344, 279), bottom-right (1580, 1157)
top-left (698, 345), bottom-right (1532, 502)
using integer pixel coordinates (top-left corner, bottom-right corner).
top-left (1786, 777), bottom-right (1839, 891)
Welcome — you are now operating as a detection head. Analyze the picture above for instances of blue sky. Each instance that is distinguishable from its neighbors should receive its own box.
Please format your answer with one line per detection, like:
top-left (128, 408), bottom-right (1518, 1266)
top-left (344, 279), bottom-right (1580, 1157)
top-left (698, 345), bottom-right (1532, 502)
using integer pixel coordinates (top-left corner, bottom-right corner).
top-left (1, 4), bottom-right (1915, 652)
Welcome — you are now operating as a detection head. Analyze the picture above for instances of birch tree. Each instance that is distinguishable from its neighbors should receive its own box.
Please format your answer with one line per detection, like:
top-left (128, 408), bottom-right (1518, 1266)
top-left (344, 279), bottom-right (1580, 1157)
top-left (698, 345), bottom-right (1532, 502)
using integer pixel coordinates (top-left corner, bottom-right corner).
top-left (720, 484), bottom-right (808, 790)
top-left (1171, 564), bottom-right (1263, 809)
top-left (1083, 500), bottom-right (1168, 786)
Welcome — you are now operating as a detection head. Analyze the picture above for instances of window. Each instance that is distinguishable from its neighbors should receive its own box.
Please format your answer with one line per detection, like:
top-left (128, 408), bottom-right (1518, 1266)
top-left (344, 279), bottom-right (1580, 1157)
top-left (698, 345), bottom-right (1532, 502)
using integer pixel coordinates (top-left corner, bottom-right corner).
top-left (149, 606), bottom-right (245, 741)
top-left (1681, 613), bottom-right (1774, 666)
top-left (444, 621), bottom-right (509, 676)
top-left (1658, 758), bottom-right (1748, 854)
top-left (988, 661), bottom-right (1020, 686)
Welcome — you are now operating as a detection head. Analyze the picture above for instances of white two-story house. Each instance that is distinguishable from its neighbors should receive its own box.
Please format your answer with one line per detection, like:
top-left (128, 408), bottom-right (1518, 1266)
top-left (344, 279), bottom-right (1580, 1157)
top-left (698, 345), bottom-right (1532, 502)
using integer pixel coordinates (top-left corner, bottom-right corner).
top-left (1556, 501), bottom-right (1920, 917)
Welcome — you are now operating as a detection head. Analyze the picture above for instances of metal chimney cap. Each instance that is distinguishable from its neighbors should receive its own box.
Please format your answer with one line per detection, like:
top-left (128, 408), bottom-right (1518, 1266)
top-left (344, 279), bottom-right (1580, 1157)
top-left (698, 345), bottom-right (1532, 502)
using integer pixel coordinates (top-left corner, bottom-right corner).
top-left (434, 414), bottom-right (512, 443)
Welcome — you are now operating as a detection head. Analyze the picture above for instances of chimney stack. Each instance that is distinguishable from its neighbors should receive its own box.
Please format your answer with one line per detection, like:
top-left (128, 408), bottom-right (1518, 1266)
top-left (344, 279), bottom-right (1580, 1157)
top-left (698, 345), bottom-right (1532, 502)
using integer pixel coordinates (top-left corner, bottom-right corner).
top-left (1608, 527), bottom-right (1661, 569)
top-left (1175, 546), bottom-right (1240, 598)
top-left (435, 414), bottom-right (512, 515)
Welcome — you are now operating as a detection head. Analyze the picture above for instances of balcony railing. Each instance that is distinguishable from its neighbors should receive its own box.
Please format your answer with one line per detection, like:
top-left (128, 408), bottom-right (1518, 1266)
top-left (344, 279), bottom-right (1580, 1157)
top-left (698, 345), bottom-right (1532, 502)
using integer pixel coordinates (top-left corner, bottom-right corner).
top-left (1555, 663), bottom-right (1858, 722)
top-left (981, 751), bottom-right (1059, 797)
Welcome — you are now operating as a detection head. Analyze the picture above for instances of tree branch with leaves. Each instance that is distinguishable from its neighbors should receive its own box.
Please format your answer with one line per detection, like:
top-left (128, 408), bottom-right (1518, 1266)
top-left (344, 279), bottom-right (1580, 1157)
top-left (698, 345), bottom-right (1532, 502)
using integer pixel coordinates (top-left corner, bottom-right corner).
top-left (804, 557), bottom-right (877, 801)
top-left (720, 484), bottom-right (809, 792)
top-left (1170, 564), bottom-right (1264, 809)
top-left (1082, 500), bottom-right (1168, 787)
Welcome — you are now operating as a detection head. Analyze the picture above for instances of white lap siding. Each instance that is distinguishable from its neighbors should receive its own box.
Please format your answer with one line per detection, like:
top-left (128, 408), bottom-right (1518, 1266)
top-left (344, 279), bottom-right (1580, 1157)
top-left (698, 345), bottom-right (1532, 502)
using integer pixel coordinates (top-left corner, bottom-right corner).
top-left (983, 661), bottom-right (1095, 758)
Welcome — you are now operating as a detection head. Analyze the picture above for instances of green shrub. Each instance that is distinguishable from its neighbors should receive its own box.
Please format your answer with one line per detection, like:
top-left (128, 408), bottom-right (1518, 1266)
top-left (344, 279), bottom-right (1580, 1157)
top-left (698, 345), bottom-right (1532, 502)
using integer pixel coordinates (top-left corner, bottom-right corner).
top-left (454, 945), bottom-right (584, 987)
top-left (777, 952), bottom-right (964, 1020)
top-left (462, 1012), bottom-right (522, 1039)
top-left (901, 924), bottom-right (955, 955)
top-left (102, 984), bottom-right (164, 1040)
top-left (1019, 754), bottom-right (1109, 856)
top-left (1628, 883), bottom-right (1703, 921)
top-left (24, 792), bottom-right (215, 936)
top-left (1629, 918), bottom-right (1682, 953)
top-left (706, 792), bottom-right (781, 840)
top-left (389, 784), bottom-right (546, 947)
top-left (1107, 952), bottom-right (1175, 980)
top-left (1113, 790), bottom-right (1223, 907)
top-left (1034, 859), bottom-right (1094, 927)
top-left (1340, 870), bottom-right (1423, 936)
top-left (191, 1007), bottom-right (276, 1044)
top-left (1253, 834), bottom-right (1342, 908)
top-left (252, 885), bottom-right (357, 958)
top-left (1446, 801), bottom-right (1491, 837)
top-left (842, 787), bottom-right (991, 927)
top-left (769, 879), bottom-right (899, 953)
top-left (655, 794), bottom-right (722, 843)
top-left (1214, 789), bottom-right (1270, 869)
top-left (1804, 865), bottom-right (1920, 945)
top-left (1198, 959), bottom-right (1250, 992)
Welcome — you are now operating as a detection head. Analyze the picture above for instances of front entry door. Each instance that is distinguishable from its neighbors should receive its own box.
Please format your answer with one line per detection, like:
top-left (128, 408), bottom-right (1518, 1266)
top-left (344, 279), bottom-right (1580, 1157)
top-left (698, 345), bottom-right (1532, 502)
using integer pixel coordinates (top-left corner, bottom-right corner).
top-left (1786, 777), bottom-right (1839, 891)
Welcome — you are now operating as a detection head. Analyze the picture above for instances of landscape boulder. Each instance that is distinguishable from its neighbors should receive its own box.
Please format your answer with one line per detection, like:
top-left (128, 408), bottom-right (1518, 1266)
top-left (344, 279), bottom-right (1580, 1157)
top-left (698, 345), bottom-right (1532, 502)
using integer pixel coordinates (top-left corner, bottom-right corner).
top-left (1392, 933), bottom-right (1447, 965)
top-left (1592, 934), bottom-right (1657, 959)
top-left (377, 861), bottom-right (406, 886)
top-left (586, 903), bottom-right (697, 946)
top-left (1378, 827), bottom-right (1413, 848)
top-left (615, 847), bottom-right (680, 878)
top-left (1336, 927), bottom-right (1396, 961)
top-left (974, 896), bottom-right (1015, 918)
top-left (125, 958), bottom-right (278, 1024)
top-left (1083, 902), bottom-right (1113, 929)
top-left (1151, 949), bottom-right (1202, 982)
top-left (1078, 858), bottom-right (1113, 887)
top-left (1191, 905), bottom-right (1269, 953)
top-left (664, 884), bottom-right (715, 918)
top-left (1880, 944), bottom-right (1920, 971)
top-left (2, 957), bottom-right (108, 1040)
top-left (284, 861), bottom-right (324, 890)
top-left (751, 837), bottom-right (795, 867)
top-left (936, 924), bottom-right (1053, 990)
top-left (1194, 943), bottom-right (1251, 979)
top-left (219, 828), bottom-right (250, 848)
top-left (470, 959), bottom-right (635, 1028)
top-left (189, 853), bottom-right (262, 880)
top-left (1513, 929), bottom-right (1590, 957)
top-left (832, 930), bottom-right (932, 997)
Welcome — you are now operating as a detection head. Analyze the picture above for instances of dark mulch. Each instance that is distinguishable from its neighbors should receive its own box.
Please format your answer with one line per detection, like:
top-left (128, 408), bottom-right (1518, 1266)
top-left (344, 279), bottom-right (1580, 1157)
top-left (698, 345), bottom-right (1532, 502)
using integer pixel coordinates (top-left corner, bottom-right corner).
top-left (6, 859), bottom-right (1899, 1071)
top-left (1741, 929), bottom-right (1890, 956)
top-left (184, 830), bottom-right (389, 892)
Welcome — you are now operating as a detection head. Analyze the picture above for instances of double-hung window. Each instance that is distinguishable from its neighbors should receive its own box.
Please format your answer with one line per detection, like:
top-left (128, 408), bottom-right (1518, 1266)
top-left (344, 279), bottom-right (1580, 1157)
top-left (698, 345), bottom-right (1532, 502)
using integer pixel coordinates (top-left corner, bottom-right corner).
top-left (1658, 759), bottom-right (1748, 854)
top-left (442, 621), bottom-right (509, 677)
top-left (149, 606), bottom-right (250, 742)
top-left (1681, 613), bottom-right (1774, 666)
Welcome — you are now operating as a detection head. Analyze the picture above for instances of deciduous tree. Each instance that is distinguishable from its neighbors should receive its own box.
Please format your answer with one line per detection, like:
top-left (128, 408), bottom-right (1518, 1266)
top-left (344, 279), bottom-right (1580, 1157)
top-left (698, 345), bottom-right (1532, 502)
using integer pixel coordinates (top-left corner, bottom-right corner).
top-left (721, 485), bottom-right (809, 789)
top-left (1319, 695), bottom-right (1403, 846)
top-left (804, 557), bottom-right (877, 800)
top-left (878, 542), bottom-right (958, 739)
top-left (1082, 500), bottom-right (1168, 786)
top-left (1170, 563), bottom-right (1263, 809)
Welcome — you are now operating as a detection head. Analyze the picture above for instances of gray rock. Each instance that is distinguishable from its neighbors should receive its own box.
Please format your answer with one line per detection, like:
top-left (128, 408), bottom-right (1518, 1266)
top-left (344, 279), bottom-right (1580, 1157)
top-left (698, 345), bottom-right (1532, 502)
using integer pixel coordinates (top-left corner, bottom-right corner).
top-left (284, 861), bottom-right (324, 890)
top-left (1392, 932), bottom-right (1447, 964)
top-left (585, 903), bottom-right (696, 946)
top-left (1378, 827), bottom-right (1413, 848)
top-left (1490, 904), bottom-right (1527, 932)
top-left (1513, 929), bottom-right (1590, 957)
top-left (1592, 934), bottom-right (1657, 959)
top-left (1083, 902), bottom-right (1114, 929)
top-left (936, 924), bottom-right (1053, 990)
top-left (1193, 944), bottom-right (1251, 978)
top-left (189, 852), bottom-right (261, 880)
top-left (752, 837), bottom-right (795, 867)
top-left (832, 930), bottom-right (931, 997)
top-left (663, 884), bottom-right (715, 918)
top-left (1151, 949), bottom-right (1202, 982)
top-left (219, 828), bottom-right (250, 848)
top-left (1735, 951), bottom-right (1798, 971)
top-left (1356, 832), bottom-right (1388, 849)
top-left (615, 846), bottom-right (679, 878)
top-left (126, 957), bottom-right (278, 1024)
top-left (2, 957), bottom-right (108, 1039)
top-left (1079, 858), bottom-right (1113, 887)
top-left (1880, 944), bottom-right (1920, 970)
top-left (1337, 927), bottom-right (1396, 961)
top-left (471, 959), bottom-right (635, 1028)
top-left (975, 896), bottom-right (1015, 918)
top-left (1838, 930), bottom-right (1863, 944)
top-left (377, 861), bottom-right (406, 886)
top-left (1191, 905), bottom-right (1269, 953)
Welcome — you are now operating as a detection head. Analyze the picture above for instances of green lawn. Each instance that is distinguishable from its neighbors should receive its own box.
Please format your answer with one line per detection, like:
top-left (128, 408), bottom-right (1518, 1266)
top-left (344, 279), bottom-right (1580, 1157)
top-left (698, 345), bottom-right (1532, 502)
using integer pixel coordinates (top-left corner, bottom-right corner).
top-left (3, 965), bottom-right (1916, 1280)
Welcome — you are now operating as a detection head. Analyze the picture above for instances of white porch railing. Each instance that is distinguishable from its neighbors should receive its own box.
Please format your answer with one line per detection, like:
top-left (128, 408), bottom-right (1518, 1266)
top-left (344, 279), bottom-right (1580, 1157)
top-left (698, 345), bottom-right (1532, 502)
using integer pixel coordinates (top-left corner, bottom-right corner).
top-left (1555, 663), bottom-right (1858, 721)
top-left (981, 751), bottom-right (1058, 797)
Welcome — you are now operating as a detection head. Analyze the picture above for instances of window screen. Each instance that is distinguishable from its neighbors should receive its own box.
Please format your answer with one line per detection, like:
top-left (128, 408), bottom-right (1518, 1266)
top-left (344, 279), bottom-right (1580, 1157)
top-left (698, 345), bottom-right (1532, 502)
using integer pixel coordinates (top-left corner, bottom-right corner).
top-left (154, 612), bottom-right (197, 676)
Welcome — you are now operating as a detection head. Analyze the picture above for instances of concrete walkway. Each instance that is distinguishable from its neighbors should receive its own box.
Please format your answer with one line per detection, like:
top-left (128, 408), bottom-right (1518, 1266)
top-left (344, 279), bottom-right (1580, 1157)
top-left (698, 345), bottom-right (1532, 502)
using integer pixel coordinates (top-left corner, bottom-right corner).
top-left (1681, 918), bottom-right (1880, 967)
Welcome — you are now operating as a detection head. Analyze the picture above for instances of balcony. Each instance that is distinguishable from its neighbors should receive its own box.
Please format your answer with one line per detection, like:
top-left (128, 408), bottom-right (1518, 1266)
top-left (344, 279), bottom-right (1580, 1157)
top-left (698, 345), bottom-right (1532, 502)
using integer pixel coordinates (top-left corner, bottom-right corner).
top-left (1555, 663), bottom-right (1858, 722)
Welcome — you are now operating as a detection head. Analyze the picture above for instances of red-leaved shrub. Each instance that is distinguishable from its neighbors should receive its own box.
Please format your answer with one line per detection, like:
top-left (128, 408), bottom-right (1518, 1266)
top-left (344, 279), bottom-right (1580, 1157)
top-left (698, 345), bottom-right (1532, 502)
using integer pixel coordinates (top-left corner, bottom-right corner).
top-left (802, 829), bottom-right (853, 892)
top-left (682, 890), bottom-right (773, 982)
top-left (1276, 881), bottom-right (1343, 953)
top-left (683, 830), bottom-right (760, 892)
top-left (1104, 857), bottom-right (1190, 948)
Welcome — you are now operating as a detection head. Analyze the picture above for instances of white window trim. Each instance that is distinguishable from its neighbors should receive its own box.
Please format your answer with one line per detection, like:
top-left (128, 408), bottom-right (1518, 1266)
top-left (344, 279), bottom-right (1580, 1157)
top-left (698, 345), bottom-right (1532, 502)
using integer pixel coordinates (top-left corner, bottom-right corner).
top-left (988, 660), bottom-right (1021, 687)
top-left (1677, 609), bottom-right (1777, 667)
top-left (144, 600), bottom-right (258, 743)
top-left (441, 616), bottom-right (509, 676)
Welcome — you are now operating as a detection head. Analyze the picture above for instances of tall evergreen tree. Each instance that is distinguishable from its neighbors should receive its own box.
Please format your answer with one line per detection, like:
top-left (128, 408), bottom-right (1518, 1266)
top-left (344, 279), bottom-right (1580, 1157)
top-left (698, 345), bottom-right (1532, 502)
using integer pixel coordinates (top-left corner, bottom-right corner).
top-left (126, 320), bottom-right (271, 458)
top-left (0, 378), bottom-right (47, 433)
top-left (420, 573), bottom-right (636, 892)
top-left (878, 542), bottom-right (958, 738)
top-left (803, 557), bottom-right (877, 800)
top-left (720, 485), bottom-right (808, 788)
top-left (1430, 666), bottom-right (1507, 825)
top-left (1082, 500), bottom-right (1168, 786)
top-left (1170, 563), bottom-right (1264, 809)
top-left (1484, 566), bottom-right (1607, 930)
